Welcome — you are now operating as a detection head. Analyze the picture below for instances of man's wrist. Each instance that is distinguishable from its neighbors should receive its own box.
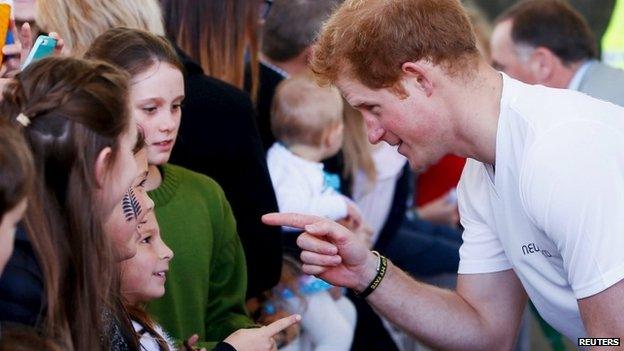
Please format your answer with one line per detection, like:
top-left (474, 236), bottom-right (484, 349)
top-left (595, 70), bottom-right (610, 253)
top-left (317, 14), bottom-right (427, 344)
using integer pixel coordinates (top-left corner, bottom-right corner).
top-left (354, 251), bottom-right (383, 292)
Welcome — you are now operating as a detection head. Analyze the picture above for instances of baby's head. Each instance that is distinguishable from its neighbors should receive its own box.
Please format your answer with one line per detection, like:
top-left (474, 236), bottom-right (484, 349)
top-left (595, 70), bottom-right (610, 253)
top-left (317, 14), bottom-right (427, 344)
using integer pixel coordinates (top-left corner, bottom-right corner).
top-left (0, 120), bottom-right (34, 275)
top-left (272, 75), bottom-right (344, 160)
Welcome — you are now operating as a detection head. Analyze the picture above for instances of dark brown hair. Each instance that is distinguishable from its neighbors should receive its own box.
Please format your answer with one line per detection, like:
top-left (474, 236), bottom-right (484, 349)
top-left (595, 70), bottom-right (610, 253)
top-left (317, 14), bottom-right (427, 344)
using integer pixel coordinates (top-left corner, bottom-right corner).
top-left (85, 28), bottom-right (185, 349)
top-left (159, 0), bottom-right (260, 100)
top-left (0, 119), bottom-right (34, 221)
top-left (0, 325), bottom-right (62, 351)
top-left (311, 0), bottom-right (479, 92)
top-left (85, 27), bottom-right (184, 81)
top-left (496, 0), bottom-right (597, 64)
top-left (0, 57), bottom-right (133, 350)
top-left (261, 0), bottom-right (339, 62)
top-left (133, 127), bottom-right (146, 154)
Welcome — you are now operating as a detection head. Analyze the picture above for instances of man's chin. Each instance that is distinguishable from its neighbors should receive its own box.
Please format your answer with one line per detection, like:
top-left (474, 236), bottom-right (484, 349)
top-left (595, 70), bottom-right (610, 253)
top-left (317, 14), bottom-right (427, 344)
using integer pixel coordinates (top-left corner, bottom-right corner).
top-left (405, 153), bottom-right (441, 173)
top-left (407, 159), bottom-right (428, 173)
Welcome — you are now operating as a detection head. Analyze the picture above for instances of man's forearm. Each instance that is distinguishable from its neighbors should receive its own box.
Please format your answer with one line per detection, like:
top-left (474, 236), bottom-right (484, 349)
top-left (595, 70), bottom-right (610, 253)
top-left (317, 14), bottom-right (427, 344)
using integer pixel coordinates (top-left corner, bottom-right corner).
top-left (364, 261), bottom-right (516, 350)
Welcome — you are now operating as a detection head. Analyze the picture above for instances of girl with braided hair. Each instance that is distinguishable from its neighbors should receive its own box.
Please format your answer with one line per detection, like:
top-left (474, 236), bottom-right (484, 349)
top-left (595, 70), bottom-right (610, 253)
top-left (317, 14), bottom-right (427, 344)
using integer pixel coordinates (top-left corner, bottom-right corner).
top-left (0, 56), bottom-right (140, 350)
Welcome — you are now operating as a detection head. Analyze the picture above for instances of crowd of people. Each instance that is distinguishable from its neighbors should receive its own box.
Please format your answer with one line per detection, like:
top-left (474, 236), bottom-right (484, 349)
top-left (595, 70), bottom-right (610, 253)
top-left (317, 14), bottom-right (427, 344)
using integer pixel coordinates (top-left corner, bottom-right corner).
top-left (0, 0), bottom-right (623, 350)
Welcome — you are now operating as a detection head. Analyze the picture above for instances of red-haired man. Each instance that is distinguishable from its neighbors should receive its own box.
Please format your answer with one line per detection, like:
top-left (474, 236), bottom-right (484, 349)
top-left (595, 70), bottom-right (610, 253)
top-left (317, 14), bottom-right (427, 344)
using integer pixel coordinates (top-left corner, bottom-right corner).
top-left (264, 0), bottom-right (624, 348)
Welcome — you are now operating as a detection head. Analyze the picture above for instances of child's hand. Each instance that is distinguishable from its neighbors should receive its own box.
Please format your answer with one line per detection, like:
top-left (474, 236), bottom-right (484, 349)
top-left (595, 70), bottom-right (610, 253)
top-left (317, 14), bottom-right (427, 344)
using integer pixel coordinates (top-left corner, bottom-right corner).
top-left (258, 310), bottom-right (300, 348)
top-left (1, 22), bottom-right (32, 77)
top-left (224, 314), bottom-right (301, 351)
top-left (182, 334), bottom-right (206, 351)
top-left (1, 22), bottom-right (65, 77)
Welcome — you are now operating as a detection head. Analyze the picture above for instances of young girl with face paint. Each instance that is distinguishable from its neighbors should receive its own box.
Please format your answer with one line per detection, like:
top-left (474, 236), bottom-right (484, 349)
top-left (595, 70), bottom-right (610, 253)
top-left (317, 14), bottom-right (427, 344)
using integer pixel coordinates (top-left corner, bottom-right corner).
top-left (120, 209), bottom-right (176, 350)
top-left (105, 131), bottom-right (155, 261)
top-left (120, 208), bottom-right (302, 351)
top-left (87, 28), bottom-right (300, 351)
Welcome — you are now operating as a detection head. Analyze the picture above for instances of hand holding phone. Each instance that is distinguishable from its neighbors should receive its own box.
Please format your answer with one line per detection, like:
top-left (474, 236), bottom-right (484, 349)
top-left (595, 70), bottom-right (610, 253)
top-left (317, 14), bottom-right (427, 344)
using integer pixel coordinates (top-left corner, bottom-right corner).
top-left (21, 34), bottom-right (56, 69)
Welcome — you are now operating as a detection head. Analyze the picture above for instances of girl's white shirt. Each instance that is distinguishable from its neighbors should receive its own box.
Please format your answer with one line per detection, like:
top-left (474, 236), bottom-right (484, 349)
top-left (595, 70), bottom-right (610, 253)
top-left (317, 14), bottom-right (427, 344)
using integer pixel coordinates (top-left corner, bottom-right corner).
top-left (132, 320), bottom-right (177, 351)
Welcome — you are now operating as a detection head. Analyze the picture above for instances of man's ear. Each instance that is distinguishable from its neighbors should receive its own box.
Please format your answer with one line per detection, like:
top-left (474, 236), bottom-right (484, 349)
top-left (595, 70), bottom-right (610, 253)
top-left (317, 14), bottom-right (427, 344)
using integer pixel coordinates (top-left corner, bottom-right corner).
top-left (528, 47), bottom-right (557, 83)
top-left (94, 146), bottom-right (113, 188)
top-left (401, 61), bottom-right (434, 97)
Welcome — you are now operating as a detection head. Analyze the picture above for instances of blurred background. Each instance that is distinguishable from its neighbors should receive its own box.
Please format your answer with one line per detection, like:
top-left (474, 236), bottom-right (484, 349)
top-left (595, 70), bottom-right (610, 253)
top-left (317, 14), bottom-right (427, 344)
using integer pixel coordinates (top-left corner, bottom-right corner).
top-left (471, 0), bottom-right (616, 52)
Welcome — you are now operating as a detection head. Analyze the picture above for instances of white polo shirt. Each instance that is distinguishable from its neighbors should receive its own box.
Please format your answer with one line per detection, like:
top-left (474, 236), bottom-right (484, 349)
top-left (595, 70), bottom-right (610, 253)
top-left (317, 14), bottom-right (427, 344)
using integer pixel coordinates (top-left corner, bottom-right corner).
top-left (457, 74), bottom-right (624, 341)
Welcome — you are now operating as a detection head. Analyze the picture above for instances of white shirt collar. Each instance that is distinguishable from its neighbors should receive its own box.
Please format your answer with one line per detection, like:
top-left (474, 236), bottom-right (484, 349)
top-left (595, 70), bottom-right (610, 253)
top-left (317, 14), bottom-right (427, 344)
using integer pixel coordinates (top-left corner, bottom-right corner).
top-left (261, 60), bottom-right (290, 79)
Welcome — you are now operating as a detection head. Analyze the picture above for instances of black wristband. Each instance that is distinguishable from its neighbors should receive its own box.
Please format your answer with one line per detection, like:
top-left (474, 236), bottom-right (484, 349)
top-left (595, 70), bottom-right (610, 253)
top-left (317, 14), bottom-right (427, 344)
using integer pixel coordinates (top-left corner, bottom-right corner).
top-left (355, 251), bottom-right (388, 298)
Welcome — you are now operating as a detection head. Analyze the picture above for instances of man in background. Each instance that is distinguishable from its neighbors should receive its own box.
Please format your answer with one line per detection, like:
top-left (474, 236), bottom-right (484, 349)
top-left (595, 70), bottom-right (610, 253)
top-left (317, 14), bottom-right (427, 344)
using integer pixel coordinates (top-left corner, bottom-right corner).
top-left (490, 0), bottom-right (624, 106)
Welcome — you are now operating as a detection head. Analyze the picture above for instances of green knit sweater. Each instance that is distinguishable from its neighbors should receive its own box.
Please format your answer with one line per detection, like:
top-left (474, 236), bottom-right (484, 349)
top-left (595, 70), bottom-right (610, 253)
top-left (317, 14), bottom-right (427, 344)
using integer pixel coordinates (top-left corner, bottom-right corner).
top-left (147, 164), bottom-right (254, 349)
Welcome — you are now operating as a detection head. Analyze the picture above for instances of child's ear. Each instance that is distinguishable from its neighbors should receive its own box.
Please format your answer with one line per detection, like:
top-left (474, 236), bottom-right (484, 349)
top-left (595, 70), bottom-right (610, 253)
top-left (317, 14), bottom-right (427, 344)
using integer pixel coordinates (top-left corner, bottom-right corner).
top-left (332, 123), bottom-right (345, 145)
top-left (322, 123), bottom-right (343, 148)
top-left (322, 128), bottom-right (334, 148)
top-left (94, 146), bottom-right (113, 188)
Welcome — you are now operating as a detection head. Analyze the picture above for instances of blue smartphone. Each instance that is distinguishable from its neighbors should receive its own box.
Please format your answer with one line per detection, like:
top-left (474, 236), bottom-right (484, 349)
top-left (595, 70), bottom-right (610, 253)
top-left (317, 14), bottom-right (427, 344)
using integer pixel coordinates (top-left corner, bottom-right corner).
top-left (21, 35), bottom-right (56, 69)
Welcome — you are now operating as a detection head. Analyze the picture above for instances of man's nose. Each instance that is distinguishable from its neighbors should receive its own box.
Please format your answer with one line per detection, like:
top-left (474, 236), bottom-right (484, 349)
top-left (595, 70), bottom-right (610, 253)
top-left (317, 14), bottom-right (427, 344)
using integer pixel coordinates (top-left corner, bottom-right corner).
top-left (364, 115), bottom-right (385, 144)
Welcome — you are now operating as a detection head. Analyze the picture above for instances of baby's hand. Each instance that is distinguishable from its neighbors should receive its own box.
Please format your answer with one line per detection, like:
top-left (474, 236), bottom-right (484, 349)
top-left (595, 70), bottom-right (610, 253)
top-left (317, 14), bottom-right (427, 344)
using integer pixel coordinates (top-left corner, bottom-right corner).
top-left (353, 221), bottom-right (374, 248)
top-left (224, 314), bottom-right (301, 351)
top-left (343, 201), bottom-right (362, 230)
top-left (416, 193), bottom-right (459, 226)
top-left (329, 286), bottom-right (344, 300)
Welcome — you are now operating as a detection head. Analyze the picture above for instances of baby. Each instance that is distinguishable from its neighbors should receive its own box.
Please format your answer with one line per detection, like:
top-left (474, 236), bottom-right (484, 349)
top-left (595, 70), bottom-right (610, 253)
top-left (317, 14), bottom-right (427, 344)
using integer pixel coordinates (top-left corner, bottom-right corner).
top-left (266, 76), bottom-right (362, 351)
top-left (268, 75), bottom-right (362, 229)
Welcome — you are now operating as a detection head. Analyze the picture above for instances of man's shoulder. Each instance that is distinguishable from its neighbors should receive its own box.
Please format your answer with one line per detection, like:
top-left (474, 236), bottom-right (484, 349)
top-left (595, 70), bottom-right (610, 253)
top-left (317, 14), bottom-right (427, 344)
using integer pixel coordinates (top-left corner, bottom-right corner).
top-left (579, 61), bottom-right (624, 107)
top-left (507, 80), bottom-right (623, 134)
top-left (584, 61), bottom-right (624, 84)
top-left (457, 158), bottom-right (490, 198)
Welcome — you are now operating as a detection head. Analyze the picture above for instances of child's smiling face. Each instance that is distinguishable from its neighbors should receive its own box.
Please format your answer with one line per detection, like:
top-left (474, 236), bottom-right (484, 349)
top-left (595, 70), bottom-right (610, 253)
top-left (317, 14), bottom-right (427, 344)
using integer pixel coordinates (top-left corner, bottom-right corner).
top-left (120, 211), bottom-right (173, 305)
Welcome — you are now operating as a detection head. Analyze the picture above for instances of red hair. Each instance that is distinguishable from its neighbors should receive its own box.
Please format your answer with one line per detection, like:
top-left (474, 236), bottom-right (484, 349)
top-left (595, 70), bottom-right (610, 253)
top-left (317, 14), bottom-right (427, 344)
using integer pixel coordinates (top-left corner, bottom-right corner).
top-left (311, 0), bottom-right (480, 92)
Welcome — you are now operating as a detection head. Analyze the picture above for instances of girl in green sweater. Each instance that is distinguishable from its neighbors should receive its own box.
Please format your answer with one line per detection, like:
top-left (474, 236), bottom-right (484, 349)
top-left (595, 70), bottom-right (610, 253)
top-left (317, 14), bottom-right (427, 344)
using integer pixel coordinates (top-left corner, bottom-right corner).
top-left (87, 28), bottom-right (300, 350)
